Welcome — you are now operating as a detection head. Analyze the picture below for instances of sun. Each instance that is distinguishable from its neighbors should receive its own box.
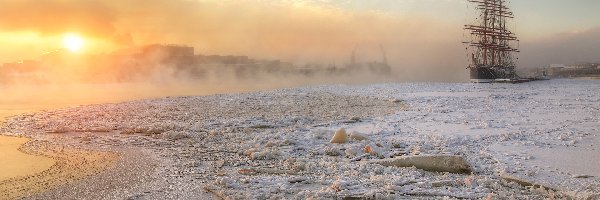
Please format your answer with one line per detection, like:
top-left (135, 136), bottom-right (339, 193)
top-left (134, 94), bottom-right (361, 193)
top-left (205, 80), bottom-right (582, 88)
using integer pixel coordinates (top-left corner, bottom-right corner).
top-left (63, 34), bottom-right (85, 52)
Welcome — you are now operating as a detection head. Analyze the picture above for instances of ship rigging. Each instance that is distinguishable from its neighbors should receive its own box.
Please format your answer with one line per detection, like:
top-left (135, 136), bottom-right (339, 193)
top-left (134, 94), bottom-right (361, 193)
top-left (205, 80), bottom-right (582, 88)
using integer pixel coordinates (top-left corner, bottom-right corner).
top-left (464, 0), bottom-right (520, 83)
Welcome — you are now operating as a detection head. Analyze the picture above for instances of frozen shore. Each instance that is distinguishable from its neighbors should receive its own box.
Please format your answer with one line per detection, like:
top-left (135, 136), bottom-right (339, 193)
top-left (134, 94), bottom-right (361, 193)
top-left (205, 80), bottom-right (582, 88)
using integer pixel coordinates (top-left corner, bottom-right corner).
top-left (1, 79), bottom-right (599, 199)
top-left (0, 136), bottom-right (54, 182)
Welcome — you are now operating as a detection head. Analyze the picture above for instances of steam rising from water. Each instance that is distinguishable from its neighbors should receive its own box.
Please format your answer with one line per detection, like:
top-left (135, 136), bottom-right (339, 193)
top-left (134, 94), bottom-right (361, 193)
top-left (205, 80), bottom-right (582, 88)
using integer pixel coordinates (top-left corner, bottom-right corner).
top-left (0, 0), bottom-right (470, 84)
top-left (9, 0), bottom-right (589, 109)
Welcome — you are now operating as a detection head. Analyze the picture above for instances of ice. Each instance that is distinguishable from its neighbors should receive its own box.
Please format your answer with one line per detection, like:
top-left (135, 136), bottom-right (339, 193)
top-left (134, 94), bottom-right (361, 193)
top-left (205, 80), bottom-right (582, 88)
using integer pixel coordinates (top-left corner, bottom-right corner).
top-left (371, 155), bottom-right (472, 174)
top-left (3, 79), bottom-right (599, 199)
top-left (329, 128), bottom-right (348, 144)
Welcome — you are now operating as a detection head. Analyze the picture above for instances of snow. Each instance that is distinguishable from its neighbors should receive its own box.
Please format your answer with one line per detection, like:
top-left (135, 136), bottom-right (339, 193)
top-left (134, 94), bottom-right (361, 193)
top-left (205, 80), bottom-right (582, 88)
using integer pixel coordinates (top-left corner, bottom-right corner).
top-left (2, 79), bottom-right (599, 199)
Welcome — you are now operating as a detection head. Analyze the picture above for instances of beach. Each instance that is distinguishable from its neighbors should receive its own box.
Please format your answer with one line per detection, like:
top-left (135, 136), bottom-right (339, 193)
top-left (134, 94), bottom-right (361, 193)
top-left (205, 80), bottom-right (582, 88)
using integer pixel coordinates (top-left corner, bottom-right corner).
top-left (1, 79), bottom-right (599, 199)
top-left (0, 82), bottom-right (332, 199)
top-left (0, 135), bottom-right (54, 181)
top-left (1, 110), bottom-right (118, 199)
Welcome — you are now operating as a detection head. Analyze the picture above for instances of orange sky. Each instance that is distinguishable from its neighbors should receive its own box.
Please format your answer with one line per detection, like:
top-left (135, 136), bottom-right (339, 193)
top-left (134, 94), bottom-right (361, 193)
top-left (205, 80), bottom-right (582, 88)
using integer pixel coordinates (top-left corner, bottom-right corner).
top-left (0, 0), bottom-right (598, 73)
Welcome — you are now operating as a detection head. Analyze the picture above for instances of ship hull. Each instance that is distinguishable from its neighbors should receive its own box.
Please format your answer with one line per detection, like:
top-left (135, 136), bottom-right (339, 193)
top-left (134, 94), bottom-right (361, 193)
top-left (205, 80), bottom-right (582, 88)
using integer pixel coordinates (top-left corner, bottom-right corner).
top-left (470, 67), bottom-right (497, 83)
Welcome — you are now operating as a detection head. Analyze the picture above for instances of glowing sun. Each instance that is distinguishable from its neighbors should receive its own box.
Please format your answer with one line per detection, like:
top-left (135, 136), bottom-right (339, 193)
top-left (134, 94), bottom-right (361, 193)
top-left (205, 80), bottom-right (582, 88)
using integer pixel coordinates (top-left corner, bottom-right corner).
top-left (63, 34), bottom-right (85, 52)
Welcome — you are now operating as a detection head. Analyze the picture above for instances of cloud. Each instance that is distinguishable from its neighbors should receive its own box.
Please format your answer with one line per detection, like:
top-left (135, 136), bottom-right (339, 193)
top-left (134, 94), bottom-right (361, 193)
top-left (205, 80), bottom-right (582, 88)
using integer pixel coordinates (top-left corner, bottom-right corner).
top-left (0, 0), bottom-right (117, 37)
top-left (0, 0), bottom-right (470, 81)
top-left (520, 27), bottom-right (600, 68)
top-left (110, 0), bottom-right (468, 80)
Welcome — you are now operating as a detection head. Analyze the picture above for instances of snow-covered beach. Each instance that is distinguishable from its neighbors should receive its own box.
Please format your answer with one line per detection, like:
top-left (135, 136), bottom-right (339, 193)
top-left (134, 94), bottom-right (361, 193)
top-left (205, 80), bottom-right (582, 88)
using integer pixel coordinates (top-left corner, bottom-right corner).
top-left (1, 79), bottom-right (599, 199)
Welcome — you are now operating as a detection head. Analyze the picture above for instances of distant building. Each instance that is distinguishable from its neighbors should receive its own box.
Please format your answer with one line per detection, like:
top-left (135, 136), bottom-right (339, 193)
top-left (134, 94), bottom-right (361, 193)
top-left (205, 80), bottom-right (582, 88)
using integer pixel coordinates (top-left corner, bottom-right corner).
top-left (545, 62), bottom-right (600, 78)
top-left (141, 44), bottom-right (194, 58)
top-left (195, 55), bottom-right (251, 65)
top-left (0, 43), bottom-right (393, 84)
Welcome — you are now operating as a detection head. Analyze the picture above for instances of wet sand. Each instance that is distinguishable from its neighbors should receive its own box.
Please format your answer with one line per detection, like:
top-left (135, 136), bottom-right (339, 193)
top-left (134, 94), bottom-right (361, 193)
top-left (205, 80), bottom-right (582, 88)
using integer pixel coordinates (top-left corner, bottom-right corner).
top-left (0, 83), bottom-right (251, 199)
top-left (1, 114), bottom-right (117, 199)
top-left (0, 107), bottom-right (59, 184)
top-left (0, 137), bottom-right (118, 199)
top-left (0, 135), bottom-right (54, 181)
top-left (0, 119), bottom-right (118, 199)
top-left (0, 99), bottom-right (120, 199)
top-left (0, 85), bottom-right (131, 199)
top-left (0, 84), bottom-right (164, 183)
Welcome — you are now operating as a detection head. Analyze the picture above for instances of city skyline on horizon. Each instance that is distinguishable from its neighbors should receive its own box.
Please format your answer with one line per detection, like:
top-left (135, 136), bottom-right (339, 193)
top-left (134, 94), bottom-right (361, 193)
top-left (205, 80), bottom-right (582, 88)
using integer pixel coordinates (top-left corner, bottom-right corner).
top-left (0, 0), bottom-right (598, 70)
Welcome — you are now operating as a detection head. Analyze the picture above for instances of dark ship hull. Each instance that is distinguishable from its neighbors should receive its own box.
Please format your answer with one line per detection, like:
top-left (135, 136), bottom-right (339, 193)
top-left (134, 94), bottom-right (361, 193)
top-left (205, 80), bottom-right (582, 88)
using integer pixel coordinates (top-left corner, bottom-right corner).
top-left (464, 0), bottom-right (520, 83)
top-left (469, 67), bottom-right (497, 83)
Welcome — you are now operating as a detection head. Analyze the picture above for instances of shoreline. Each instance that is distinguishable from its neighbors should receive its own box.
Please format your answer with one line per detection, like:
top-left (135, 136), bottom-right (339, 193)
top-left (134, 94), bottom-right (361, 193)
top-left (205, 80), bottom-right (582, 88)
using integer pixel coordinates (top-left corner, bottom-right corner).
top-left (0, 135), bottom-right (55, 182)
top-left (0, 133), bottom-right (119, 199)
top-left (1, 109), bottom-right (121, 199)
top-left (1, 80), bottom-right (599, 199)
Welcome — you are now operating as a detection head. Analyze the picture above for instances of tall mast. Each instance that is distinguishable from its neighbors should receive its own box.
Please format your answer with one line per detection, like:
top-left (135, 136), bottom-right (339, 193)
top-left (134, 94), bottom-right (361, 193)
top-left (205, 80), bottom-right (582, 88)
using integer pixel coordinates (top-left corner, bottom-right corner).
top-left (464, 0), bottom-right (519, 79)
top-left (483, 0), bottom-right (488, 66)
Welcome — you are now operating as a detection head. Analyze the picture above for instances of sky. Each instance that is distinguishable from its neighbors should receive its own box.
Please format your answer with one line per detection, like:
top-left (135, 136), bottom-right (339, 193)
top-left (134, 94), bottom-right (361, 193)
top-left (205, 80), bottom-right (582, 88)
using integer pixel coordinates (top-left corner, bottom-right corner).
top-left (0, 0), bottom-right (598, 79)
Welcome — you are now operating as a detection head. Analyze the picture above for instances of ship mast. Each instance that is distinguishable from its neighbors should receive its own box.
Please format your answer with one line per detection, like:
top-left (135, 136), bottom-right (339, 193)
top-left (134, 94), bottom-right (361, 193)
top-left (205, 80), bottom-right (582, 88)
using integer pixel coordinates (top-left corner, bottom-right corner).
top-left (464, 0), bottom-right (519, 79)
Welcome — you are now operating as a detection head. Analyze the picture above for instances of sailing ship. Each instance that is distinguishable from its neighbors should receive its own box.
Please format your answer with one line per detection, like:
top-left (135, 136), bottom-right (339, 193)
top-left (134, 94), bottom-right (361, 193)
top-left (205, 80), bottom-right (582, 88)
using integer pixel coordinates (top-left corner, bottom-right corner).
top-left (464, 0), bottom-right (520, 83)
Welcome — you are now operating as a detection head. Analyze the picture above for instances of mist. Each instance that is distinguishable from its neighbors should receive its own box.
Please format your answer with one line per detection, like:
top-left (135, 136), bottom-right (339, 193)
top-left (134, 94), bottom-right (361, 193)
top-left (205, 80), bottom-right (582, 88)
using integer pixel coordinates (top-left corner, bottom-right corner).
top-left (520, 27), bottom-right (600, 68)
top-left (3, 0), bottom-right (597, 110)
top-left (0, 0), bottom-right (471, 83)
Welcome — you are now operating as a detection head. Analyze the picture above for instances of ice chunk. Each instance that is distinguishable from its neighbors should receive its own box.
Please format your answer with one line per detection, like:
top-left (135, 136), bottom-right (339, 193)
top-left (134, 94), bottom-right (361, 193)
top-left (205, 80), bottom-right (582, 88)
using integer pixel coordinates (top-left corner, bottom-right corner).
top-left (370, 155), bottom-right (472, 174)
top-left (330, 128), bottom-right (348, 144)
